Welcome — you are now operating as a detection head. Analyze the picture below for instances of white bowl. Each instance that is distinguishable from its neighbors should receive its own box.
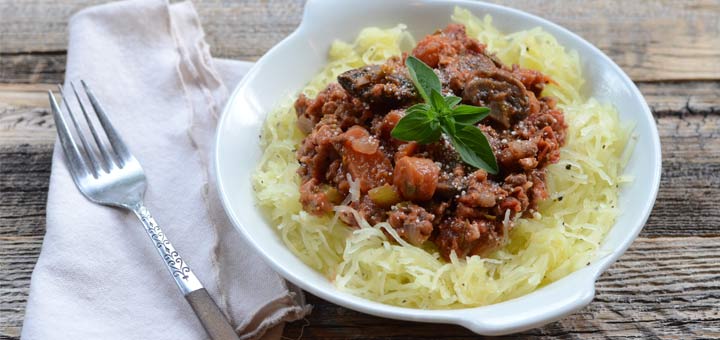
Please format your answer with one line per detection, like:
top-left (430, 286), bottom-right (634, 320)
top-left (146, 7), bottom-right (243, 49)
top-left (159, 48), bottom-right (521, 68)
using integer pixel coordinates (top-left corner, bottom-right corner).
top-left (214, 0), bottom-right (662, 335)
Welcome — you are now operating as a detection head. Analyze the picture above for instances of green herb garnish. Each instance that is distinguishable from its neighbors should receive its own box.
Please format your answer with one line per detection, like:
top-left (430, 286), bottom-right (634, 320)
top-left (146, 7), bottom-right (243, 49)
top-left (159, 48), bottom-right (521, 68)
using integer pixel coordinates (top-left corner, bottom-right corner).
top-left (391, 56), bottom-right (499, 174)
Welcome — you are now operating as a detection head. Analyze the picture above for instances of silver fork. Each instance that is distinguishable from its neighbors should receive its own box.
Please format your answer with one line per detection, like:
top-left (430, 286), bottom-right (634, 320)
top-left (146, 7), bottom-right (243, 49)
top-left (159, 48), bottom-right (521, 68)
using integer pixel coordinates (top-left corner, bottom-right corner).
top-left (49, 81), bottom-right (240, 340)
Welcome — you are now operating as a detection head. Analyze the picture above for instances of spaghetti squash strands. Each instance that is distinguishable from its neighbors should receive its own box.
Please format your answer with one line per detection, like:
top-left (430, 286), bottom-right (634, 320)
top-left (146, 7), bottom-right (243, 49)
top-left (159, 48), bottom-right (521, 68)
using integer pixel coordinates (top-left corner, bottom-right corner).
top-left (252, 8), bottom-right (632, 308)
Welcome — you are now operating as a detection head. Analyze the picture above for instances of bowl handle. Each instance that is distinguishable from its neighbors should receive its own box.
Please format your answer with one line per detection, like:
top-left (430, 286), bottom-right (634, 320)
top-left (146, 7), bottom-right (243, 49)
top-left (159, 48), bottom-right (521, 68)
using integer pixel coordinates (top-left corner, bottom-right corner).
top-left (457, 266), bottom-right (598, 336)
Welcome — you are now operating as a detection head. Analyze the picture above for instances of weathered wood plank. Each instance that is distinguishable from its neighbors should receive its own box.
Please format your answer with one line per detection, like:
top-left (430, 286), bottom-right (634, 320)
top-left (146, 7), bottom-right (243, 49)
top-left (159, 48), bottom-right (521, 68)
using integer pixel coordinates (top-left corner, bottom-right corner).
top-left (0, 105), bottom-right (55, 145)
top-left (1, 0), bottom-right (719, 83)
top-left (0, 143), bottom-right (51, 237)
top-left (642, 81), bottom-right (720, 115)
top-left (0, 236), bottom-right (43, 340)
top-left (0, 53), bottom-right (66, 84)
top-left (0, 84), bottom-right (57, 108)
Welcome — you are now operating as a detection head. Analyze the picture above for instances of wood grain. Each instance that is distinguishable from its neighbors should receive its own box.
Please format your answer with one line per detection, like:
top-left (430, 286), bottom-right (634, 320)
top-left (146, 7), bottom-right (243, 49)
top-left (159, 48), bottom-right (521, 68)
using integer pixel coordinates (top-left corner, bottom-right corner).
top-left (642, 81), bottom-right (719, 115)
top-left (0, 53), bottom-right (67, 84)
top-left (0, 236), bottom-right (43, 340)
top-left (2, 1), bottom-right (719, 83)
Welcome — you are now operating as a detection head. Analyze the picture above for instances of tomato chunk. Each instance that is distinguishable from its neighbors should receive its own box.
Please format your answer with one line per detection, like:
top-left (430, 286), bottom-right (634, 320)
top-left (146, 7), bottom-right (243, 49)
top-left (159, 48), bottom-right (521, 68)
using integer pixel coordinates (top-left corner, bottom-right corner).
top-left (393, 156), bottom-right (440, 201)
top-left (342, 125), bottom-right (393, 192)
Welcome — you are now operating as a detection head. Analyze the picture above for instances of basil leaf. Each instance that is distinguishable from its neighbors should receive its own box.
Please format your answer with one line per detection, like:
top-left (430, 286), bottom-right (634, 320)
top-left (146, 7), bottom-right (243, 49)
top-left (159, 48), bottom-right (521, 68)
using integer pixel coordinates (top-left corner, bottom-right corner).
top-left (405, 103), bottom-right (433, 117)
top-left (453, 104), bottom-right (489, 115)
top-left (406, 56), bottom-right (442, 104)
top-left (391, 108), bottom-right (441, 144)
top-left (443, 95), bottom-right (462, 108)
top-left (429, 89), bottom-right (448, 112)
top-left (440, 115), bottom-right (456, 136)
top-left (449, 124), bottom-right (498, 174)
top-left (452, 105), bottom-right (490, 125)
top-left (416, 125), bottom-right (442, 144)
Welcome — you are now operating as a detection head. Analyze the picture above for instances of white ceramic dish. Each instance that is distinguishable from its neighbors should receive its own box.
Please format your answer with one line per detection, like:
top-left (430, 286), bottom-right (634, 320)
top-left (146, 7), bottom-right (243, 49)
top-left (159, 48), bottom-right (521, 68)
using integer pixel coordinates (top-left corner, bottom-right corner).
top-left (214, 0), bottom-right (661, 335)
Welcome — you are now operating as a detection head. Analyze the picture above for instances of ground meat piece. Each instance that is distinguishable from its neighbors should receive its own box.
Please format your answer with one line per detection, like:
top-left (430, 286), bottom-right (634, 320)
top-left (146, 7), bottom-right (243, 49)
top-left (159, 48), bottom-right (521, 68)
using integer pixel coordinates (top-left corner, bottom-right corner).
top-left (296, 115), bottom-right (341, 181)
top-left (325, 159), bottom-right (349, 193)
top-left (371, 109), bottom-right (404, 139)
top-left (341, 125), bottom-right (393, 192)
top-left (499, 196), bottom-right (523, 213)
top-left (526, 91), bottom-right (542, 116)
top-left (412, 34), bottom-right (454, 69)
top-left (509, 64), bottom-right (552, 97)
top-left (294, 94), bottom-right (316, 134)
top-left (462, 69), bottom-right (530, 128)
top-left (504, 173), bottom-right (528, 187)
top-left (418, 137), bottom-right (461, 165)
top-left (477, 125), bottom-right (506, 163)
top-left (294, 83), bottom-right (374, 133)
top-left (527, 108), bottom-right (566, 166)
top-left (456, 170), bottom-right (508, 220)
top-left (535, 126), bottom-right (562, 165)
top-left (436, 217), bottom-right (504, 259)
top-left (394, 142), bottom-right (419, 162)
top-left (299, 179), bottom-right (337, 215)
top-left (425, 200), bottom-right (451, 225)
top-left (499, 173), bottom-right (534, 215)
top-left (370, 109), bottom-right (409, 160)
top-left (412, 24), bottom-right (485, 68)
top-left (508, 140), bottom-right (538, 159)
top-left (393, 156), bottom-right (440, 201)
top-left (340, 195), bottom-right (387, 227)
top-left (434, 164), bottom-right (467, 199)
top-left (438, 53), bottom-right (498, 94)
top-left (370, 109), bottom-right (405, 146)
top-left (337, 56), bottom-right (417, 107)
top-left (388, 203), bottom-right (435, 246)
top-left (519, 157), bottom-right (539, 170)
top-left (498, 139), bottom-right (539, 169)
top-left (527, 169), bottom-right (548, 212)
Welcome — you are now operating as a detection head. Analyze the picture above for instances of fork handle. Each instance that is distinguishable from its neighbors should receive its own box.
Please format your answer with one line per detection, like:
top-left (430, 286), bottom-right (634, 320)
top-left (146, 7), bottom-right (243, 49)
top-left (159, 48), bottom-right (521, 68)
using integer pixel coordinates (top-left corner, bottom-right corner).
top-left (133, 203), bottom-right (240, 340)
top-left (186, 289), bottom-right (242, 340)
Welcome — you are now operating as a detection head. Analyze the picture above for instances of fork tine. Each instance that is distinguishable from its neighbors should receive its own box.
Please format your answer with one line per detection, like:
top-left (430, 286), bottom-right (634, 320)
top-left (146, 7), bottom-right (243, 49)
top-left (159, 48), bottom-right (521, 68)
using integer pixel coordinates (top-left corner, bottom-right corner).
top-left (49, 90), bottom-right (90, 178)
top-left (70, 82), bottom-right (115, 171)
top-left (58, 85), bottom-right (99, 176)
top-left (80, 80), bottom-right (131, 166)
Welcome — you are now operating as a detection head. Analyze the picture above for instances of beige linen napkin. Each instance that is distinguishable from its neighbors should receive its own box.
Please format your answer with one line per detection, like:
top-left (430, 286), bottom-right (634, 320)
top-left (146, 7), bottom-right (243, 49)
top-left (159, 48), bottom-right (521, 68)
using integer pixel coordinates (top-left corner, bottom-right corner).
top-left (21, 1), bottom-right (309, 339)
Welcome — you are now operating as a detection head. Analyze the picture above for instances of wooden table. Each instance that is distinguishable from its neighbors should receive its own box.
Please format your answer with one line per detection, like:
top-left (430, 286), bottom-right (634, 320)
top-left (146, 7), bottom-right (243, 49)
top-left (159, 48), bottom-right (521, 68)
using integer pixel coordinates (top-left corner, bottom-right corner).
top-left (1, 1), bottom-right (719, 339)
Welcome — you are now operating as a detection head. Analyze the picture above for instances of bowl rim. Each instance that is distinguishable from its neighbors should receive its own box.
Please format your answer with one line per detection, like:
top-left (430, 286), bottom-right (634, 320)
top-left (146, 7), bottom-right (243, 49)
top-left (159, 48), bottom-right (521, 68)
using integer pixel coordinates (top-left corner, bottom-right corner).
top-left (214, 0), bottom-right (662, 335)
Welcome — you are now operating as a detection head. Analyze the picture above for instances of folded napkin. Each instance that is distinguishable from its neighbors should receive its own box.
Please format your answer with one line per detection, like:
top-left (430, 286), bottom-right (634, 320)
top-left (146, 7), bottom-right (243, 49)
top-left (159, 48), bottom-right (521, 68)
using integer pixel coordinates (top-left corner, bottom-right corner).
top-left (21, 1), bottom-right (309, 339)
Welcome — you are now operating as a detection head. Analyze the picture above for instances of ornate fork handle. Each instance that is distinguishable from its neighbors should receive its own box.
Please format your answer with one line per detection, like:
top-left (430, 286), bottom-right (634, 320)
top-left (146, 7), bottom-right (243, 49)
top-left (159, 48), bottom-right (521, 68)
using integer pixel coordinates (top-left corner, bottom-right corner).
top-left (132, 202), bottom-right (239, 340)
top-left (132, 203), bottom-right (203, 294)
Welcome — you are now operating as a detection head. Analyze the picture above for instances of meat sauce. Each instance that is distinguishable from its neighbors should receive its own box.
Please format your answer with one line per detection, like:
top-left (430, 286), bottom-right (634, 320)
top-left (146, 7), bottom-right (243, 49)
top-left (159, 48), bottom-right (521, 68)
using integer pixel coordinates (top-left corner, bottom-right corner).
top-left (295, 24), bottom-right (566, 260)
